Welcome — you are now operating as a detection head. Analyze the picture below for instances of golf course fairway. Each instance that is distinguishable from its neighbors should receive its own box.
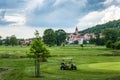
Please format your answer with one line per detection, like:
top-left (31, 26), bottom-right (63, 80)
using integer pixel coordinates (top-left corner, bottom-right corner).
top-left (88, 62), bottom-right (120, 71)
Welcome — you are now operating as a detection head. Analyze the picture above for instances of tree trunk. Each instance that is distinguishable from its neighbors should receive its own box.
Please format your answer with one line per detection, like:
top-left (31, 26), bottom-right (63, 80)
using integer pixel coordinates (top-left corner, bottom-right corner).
top-left (35, 60), bottom-right (37, 77)
top-left (36, 57), bottom-right (40, 77)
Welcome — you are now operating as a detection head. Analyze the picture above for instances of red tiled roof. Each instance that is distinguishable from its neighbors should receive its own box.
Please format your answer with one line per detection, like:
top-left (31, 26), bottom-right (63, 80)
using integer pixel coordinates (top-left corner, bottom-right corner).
top-left (69, 36), bottom-right (83, 40)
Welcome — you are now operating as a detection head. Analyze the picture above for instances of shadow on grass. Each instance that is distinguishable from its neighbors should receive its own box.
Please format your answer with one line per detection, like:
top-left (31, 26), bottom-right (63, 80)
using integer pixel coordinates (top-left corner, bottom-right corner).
top-left (106, 76), bottom-right (120, 80)
top-left (31, 75), bottom-right (45, 78)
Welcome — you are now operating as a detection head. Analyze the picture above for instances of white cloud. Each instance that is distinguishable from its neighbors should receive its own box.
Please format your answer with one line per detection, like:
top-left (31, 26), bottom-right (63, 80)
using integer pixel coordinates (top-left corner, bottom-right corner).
top-left (103, 0), bottom-right (113, 6)
top-left (1, 0), bottom-right (120, 38)
top-left (4, 14), bottom-right (26, 25)
top-left (0, 25), bottom-right (74, 39)
top-left (53, 0), bottom-right (87, 7)
top-left (101, 6), bottom-right (120, 23)
top-left (77, 5), bottom-right (120, 30)
top-left (0, 26), bottom-right (46, 39)
top-left (25, 0), bottom-right (87, 27)
top-left (25, 0), bottom-right (44, 12)
top-left (103, 0), bottom-right (120, 7)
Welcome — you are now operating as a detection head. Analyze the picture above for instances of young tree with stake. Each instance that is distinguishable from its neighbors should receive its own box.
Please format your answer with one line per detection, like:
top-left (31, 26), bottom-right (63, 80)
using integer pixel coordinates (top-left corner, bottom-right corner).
top-left (30, 30), bottom-right (50, 77)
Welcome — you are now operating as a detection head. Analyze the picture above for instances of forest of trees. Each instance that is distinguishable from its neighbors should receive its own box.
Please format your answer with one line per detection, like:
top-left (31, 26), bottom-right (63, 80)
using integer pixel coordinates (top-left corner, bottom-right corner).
top-left (81, 19), bottom-right (120, 49)
top-left (81, 19), bottom-right (120, 37)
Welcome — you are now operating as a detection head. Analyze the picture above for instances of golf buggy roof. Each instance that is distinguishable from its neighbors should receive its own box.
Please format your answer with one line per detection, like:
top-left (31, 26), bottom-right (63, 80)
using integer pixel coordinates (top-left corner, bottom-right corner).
top-left (62, 57), bottom-right (73, 60)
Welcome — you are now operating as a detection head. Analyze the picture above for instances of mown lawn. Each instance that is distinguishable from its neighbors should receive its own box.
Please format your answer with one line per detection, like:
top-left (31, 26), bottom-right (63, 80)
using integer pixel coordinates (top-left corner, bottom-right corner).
top-left (0, 45), bottom-right (120, 80)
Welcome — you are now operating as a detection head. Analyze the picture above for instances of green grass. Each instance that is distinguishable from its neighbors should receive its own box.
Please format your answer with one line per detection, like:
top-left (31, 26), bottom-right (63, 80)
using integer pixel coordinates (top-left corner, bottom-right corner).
top-left (0, 45), bottom-right (120, 80)
top-left (88, 62), bottom-right (120, 71)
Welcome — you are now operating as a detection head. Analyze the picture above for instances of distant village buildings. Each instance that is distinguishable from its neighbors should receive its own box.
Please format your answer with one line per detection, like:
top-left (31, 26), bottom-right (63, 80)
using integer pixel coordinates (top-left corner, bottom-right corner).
top-left (66, 27), bottom-right (95, 44)
top-left (20, 39), bottom-right (32, 45)
top-left (20, 28), bottom-right (103, 45)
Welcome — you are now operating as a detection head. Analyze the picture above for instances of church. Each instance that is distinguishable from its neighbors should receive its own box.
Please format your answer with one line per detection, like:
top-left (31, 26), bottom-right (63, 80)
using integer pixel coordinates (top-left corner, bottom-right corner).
top-left (67, 27), bottom-right (84, 44)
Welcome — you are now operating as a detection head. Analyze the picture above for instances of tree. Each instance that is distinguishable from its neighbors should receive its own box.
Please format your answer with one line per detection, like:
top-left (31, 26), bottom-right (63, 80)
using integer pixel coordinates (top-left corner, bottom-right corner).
top-left (43, 29), bottom-right (56, 47)
top-left (113, 41), bottom-right (120, 49)
top-left (102, 28), bottom-right (118, 43)
top-left (106, 40), bottom-right (112, 48)
top-left (89, 38), bottom-right (95, 44)
top-left (55, 29), bottom-right (66, 46)
top-left (80, 44), bottom-right (84, 49)
top-left (0, 36), bottom-right (2, 45)
top-left (30, 30), bottom-right (50, 77)
top-left (10, 35), bottom-right (18, 46)
top-left (94, 32), bottom-right (100, 45)
top-left (5, 37), bottom-right (10, 46)
top-left (94, 32), bottom-right (105, 46)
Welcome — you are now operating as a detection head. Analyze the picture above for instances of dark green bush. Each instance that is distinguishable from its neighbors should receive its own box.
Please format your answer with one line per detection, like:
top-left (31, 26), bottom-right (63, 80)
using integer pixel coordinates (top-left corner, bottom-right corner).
top-left (106, 40), bottom-right (112, 48)
top-left (0, 53), bottom-right (27, 58)
top-left (0, 53), bottom-right (11, 58)
top-left (114, 41), bottom-right (120, 49)
top-left (111, 43), bottom-right (115, 49)
top-left (73, 40), bottom-right (79, 44)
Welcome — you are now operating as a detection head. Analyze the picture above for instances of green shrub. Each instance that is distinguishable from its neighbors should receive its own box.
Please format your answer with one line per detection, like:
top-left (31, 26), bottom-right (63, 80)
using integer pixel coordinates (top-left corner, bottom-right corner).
top-left (106, 40), bottom-right (112, 48)
top-left (0, 53), bottom-right (27, 58)
top-left (73, 40), bottom-right (79, 44)
top-left (0, 53), bottom-right (11, 58)
top-left (114, 41), bottom-right (120, 49)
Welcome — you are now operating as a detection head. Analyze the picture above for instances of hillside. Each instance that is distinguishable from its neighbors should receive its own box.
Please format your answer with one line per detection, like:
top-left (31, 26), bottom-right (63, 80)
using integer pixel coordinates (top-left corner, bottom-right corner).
top-left (81, 19), bottom-right (120, 34)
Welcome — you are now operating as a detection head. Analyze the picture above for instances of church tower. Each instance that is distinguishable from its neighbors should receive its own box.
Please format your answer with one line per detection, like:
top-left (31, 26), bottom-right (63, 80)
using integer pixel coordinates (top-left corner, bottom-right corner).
top-left (75, 27), bottom-right (79, 35)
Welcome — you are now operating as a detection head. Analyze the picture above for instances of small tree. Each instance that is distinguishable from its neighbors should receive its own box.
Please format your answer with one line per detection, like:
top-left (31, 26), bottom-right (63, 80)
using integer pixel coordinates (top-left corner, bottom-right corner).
top-left (106, 40), bottom-right (112, 48)
top-left (114, 41), bottom-right (120, 49)
top-left (5, 37), bottom-right (10, 46)
top-left (30, 30), bottom-right (50, 77)
top-left (80, 44), bottom-right (84, 49)
top-left (10, 35), bottom-right (18, 46)
top-left (0, 36), bottom-right (2, 45)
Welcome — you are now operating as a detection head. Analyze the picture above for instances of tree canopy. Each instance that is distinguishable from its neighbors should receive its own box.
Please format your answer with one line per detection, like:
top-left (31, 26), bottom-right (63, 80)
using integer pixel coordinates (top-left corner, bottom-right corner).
top-left (81, 19), bottom-right (120, 36)
top-left (10, 35), bottom-right (18, 46)
top-left (43, 29), bottom-right (56, 47)
top-left (102, 28), bottom-right (118, 43)
top-left (55, 29), bottom-right (66, 46)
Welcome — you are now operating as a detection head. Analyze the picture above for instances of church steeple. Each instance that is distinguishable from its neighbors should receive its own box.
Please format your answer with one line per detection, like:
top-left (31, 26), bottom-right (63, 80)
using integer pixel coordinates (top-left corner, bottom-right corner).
top-left (75, 27), bottom-right (79, 35)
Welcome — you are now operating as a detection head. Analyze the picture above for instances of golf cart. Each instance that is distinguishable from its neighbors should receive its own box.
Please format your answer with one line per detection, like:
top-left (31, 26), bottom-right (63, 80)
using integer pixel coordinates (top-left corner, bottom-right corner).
top-left (60, 58), bottom-right (77, 70)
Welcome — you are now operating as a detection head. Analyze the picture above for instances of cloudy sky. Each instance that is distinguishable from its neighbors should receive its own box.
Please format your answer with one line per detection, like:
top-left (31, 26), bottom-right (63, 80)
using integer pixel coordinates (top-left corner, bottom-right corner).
top-left (0, 0), bottom-right (120, 39)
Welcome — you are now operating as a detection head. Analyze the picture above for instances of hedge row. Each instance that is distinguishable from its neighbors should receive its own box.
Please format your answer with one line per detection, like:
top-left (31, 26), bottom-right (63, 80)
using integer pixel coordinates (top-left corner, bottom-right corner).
top-left (106, 40), bottom-right (120, 49)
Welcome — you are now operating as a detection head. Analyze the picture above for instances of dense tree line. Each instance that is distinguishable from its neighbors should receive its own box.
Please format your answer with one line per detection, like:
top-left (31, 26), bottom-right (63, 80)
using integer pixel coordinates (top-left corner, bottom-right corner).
top-left (81, 19), bottom-right (120, 37)
top-left (0, 35), bottom-right (18, 46)
top-left (88, 28), bottom-right (119, 46)
top-left (81, 19), bottom-right (120, 48)
top-left (102, 28), bottom-right (118, 43)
